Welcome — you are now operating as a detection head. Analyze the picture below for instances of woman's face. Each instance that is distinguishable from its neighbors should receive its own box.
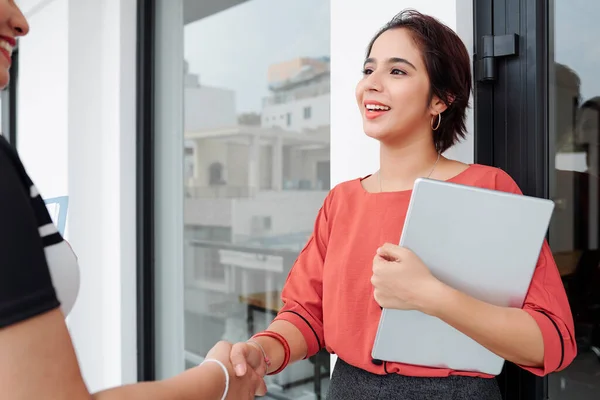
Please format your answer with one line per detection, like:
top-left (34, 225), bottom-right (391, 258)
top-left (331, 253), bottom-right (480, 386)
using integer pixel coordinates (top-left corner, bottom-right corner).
top-left (0, 0), bottom-right (28, 89)
top-left (355, 28), bottom-right (446, 144)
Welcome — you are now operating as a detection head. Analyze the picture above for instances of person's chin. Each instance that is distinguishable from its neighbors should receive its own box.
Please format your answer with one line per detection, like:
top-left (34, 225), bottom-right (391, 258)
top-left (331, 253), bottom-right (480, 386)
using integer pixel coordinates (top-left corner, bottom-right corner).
top-left (363, 123), bottom-right (391, 141)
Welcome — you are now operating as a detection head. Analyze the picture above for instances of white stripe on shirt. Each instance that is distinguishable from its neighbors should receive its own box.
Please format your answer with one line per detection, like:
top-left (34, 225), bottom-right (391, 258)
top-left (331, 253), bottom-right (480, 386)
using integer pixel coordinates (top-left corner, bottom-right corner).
top-left (39, 223), bottom-right (58, 237)
top-left (30, 185), bottom-right (39, 198)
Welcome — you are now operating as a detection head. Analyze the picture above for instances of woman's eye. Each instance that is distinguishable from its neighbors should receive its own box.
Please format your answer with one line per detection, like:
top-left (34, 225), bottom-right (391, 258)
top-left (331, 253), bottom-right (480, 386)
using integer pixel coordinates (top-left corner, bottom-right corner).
top-left (391, 69), bottom-right (406, 75)
top-left (362, 68), bottom-right (373, 75)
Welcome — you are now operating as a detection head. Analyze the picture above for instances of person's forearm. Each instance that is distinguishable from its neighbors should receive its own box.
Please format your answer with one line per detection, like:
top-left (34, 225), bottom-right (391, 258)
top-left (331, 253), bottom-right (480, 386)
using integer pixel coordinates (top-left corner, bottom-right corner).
top-left (92, 363), bottom-right (225, 400)
top-left (426, 282), bottom-right (544, 367)
top-left (253, 320), bottom-right (308, 373)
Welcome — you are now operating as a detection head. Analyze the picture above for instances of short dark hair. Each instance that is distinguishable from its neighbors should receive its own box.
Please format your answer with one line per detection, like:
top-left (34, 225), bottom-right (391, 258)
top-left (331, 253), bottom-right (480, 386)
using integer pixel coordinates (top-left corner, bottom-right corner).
top-left (366, 9), bottom-right (472, 153)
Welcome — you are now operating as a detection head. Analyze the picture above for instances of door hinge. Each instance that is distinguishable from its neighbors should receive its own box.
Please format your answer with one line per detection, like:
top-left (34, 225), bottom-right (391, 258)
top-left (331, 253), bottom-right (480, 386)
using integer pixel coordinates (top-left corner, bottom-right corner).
top-left (475, 34), bottom-right (519, 82)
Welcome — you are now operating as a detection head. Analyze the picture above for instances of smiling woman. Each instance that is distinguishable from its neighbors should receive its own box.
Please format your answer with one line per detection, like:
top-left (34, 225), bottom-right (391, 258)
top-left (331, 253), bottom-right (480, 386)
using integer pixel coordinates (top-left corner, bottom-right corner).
top-left (218, 8), bottom-right (576, 400)
top-left (358, 10), bottom-right (471, 156)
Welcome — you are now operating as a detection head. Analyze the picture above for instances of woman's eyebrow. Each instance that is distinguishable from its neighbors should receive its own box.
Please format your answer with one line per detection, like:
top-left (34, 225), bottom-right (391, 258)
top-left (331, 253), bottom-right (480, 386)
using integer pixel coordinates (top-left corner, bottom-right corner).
top-left (363, 57), bottom-right (417, 71)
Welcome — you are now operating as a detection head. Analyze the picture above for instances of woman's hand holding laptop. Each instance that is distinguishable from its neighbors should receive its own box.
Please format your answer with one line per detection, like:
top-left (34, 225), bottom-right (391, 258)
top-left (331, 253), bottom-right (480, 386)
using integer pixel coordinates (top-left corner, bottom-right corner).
top-left (371, 242), bottom-right (444, 315)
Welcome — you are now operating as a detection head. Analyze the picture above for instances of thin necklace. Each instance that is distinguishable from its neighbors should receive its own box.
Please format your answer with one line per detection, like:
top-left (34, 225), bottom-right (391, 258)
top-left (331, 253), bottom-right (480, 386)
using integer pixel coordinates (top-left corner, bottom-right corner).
top-left (378, 153), bottom-right (441, 193)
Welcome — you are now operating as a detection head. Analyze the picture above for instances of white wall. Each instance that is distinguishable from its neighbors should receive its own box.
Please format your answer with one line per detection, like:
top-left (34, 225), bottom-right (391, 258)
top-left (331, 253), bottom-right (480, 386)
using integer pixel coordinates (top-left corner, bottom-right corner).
top-left (18, 0), bottom-right (68, 199)
top-left (17, 0), bottom-right (138, 392)
top-left (329, 0), bottom-right (474, 371)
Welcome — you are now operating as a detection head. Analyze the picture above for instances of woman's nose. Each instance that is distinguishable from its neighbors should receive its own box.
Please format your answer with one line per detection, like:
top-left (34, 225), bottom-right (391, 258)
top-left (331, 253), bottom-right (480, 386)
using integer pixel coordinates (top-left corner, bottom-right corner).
top-left (365, 73), bottom-right (382, 92)
top-left (9, 5), bottom-right (30, 37)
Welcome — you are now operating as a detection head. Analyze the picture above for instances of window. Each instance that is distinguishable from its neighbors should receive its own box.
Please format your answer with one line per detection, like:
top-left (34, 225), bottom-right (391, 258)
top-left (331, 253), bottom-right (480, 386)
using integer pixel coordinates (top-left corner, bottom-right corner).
top-left (303, 106), bottom-right (311, 119)
top-left (474, 1), bottom-right (600, 397)
top-left (153, 1), bottom-right (331, 397)
top-left (547, 1), bottom-right (600, 397)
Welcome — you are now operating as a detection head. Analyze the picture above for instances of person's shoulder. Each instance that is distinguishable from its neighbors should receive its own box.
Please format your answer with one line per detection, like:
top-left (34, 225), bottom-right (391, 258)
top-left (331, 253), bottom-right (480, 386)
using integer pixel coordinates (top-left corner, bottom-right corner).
top-left (320, 176), bottom-right (367, 211)
top-left (0, 136), bottom-right (22, 176)
top-left (0, 135), bottom-right (17, 154)
top-left (328, 176), bottom-right (368, 199)
top-left (0, 136), bottom-right (31, 185)
top-left (0, 136), bottom-right (25, 169)
top-left (0, 136), bottom-right (14, 161)
top-left (331, 177), bottom-right (364, 194)
top-left (465, 164), bottom-right (522, 194)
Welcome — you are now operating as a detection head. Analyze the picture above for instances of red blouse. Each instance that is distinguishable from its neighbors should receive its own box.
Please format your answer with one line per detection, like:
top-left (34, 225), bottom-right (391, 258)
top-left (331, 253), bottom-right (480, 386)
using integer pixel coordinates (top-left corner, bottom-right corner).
top-left (273, 164), bottom-right (576, 378)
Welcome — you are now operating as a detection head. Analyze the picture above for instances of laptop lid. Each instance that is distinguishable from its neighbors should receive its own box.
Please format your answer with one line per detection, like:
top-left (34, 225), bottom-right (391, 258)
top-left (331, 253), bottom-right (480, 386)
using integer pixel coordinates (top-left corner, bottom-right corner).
top-left (371, 178), bottom-right (554, 375)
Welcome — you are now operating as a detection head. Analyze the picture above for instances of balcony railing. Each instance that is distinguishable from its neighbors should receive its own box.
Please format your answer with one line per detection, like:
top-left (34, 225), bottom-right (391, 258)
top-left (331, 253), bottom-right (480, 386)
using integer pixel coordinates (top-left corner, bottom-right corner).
top-left (185, 182), bottom-right (325, 198)
top-left (186, 239), bottom-right (301, 285)
top-left (185, 185), bottom-right (257, 198)
top-left (188, 239), bottom-right (300, 259)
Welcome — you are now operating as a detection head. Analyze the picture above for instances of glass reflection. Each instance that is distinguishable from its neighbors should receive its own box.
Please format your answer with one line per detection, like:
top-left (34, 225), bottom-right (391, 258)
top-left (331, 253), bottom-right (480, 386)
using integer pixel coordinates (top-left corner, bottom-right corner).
top-left (181, 1), bottom-right (331, 398)
top-left (549, 1), bottom-right (600, 397)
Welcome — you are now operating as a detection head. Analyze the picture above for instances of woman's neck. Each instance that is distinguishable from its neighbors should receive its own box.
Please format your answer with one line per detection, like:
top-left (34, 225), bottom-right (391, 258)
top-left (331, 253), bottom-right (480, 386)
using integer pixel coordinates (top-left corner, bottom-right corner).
top-left (378, 140), bottom-right (440, 191)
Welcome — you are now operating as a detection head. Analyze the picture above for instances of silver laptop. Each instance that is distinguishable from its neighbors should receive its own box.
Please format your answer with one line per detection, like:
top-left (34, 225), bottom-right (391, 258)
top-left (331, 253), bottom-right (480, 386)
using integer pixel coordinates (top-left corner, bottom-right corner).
top-left (371, 177), bottom-right (555, 375)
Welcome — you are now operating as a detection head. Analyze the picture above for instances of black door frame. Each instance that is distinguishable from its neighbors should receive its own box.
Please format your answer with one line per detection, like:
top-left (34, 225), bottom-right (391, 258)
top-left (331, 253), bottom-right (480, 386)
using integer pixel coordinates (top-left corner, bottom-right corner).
top-left (473, 0), bottom-right (550, 399)
top-left (136, 0), bottom-right (156, 382)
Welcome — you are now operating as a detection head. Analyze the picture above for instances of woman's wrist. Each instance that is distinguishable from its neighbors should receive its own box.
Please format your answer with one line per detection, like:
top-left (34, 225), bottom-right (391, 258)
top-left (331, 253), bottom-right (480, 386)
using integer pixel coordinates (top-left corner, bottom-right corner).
top-left (167, 360), bottom-right (228, 400)
top-left (418, 279), bottom-right (453, 316)
top-left (251, 335), bottom-right (286, 374)
top-left (246, 339), bottom-right (270, 375)
top-left (199, 359), bottom-right (229, 400)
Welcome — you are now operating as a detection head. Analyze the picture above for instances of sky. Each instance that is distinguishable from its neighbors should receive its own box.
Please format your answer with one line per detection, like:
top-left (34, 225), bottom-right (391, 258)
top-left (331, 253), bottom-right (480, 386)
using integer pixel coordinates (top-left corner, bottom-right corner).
top-left (184, 0), bottom-right (330, 114)
top-left (555, 0), bottom-right (600, 102)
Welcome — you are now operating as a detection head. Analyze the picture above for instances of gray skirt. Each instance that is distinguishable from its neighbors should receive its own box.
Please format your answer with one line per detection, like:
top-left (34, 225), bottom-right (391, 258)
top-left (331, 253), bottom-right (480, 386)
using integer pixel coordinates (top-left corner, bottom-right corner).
top-left (327, 359), bottom-right (502, 400)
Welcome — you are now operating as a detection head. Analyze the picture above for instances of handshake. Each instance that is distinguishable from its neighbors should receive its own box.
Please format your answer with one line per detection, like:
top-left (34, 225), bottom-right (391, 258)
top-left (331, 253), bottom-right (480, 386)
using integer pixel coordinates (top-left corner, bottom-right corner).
top-left (196, 340), bottom-right (271, 400)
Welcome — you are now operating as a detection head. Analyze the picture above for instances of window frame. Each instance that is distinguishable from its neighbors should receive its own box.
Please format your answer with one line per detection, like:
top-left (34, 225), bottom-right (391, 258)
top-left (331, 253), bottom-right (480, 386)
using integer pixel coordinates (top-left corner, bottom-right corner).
top-left (136, 0), bottom-right (156, 382)
top-left (473, 0), bottom-right (550, 398)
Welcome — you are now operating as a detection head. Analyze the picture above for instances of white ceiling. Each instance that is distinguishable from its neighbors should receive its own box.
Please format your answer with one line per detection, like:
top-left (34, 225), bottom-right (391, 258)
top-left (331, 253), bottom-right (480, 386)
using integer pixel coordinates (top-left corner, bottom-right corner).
top-left (183, 0), bottom-right (247, 25)
top-left (20, 0), bottom-right (248, 27)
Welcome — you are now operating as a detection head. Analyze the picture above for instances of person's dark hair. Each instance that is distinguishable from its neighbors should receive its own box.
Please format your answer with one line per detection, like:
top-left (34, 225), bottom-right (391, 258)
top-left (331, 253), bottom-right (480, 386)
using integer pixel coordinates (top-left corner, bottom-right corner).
top-left (366, 9), bottom-right (472, 153)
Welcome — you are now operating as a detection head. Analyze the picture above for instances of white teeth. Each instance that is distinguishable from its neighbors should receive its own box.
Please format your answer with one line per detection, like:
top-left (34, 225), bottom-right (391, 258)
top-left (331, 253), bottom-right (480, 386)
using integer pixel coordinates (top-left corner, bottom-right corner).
top-left (366, 104), bottom-right (390, 111)
top-left (0, 40), bottom-right (13, 56)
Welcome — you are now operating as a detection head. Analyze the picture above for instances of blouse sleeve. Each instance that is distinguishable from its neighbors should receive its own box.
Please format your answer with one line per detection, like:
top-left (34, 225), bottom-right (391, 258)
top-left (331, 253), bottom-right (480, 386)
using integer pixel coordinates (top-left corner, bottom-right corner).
top-left (272, 193), bottom-right (332, 358)
top-left (494, 169), bottom-right (577, 375)
top-left (518, 241), bottom-right (577, 375)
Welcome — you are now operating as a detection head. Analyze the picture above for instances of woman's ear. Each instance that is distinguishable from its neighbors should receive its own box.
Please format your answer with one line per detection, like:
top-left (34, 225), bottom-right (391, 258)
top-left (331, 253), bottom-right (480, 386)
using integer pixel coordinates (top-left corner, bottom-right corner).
top-left (429, 94), bottom-right (449, 116)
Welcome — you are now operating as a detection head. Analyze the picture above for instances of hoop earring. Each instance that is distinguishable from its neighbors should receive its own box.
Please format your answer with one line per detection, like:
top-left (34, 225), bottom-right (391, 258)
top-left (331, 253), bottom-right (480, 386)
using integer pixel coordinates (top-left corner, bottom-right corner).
top-left (431, 113), bottom-right (441, 131)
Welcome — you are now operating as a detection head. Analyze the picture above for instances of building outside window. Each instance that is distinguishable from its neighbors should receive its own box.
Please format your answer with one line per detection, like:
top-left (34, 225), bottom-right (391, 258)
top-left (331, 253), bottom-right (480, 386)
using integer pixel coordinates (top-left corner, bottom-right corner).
top-left (152, 1), bottom-right (331, 398)
top-left (304, 106), bottom-right (312, 120)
